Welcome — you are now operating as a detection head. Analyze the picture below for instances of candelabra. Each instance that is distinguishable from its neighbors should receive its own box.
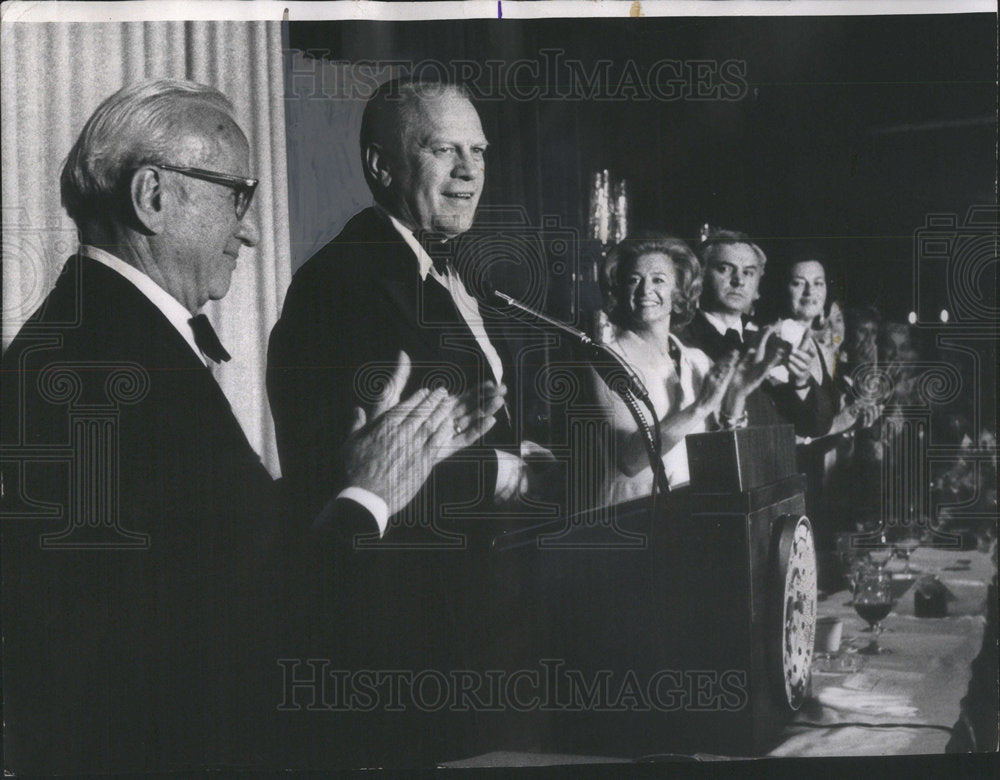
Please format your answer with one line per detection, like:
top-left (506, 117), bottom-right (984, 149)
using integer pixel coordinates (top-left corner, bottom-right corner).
top-left (587, 169), bottom-right (628, 344)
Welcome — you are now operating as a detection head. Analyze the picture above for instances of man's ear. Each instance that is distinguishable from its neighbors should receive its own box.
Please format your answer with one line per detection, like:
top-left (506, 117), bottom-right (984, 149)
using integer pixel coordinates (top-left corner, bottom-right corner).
top-left (364, 143), bottom-right (392, 189)
top-left (130, 166), bottom-right (166, 234)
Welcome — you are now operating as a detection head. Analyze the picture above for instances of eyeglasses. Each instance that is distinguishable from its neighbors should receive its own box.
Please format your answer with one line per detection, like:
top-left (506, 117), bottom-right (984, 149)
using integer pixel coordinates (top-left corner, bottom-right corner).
top-left (157, 163), bottom-right (258, 220)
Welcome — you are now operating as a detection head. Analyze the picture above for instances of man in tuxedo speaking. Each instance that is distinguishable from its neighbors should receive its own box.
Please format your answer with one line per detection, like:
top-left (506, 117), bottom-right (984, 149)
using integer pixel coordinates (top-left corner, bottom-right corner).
top-left (266, 78), bottom-right (555, 761)
top-left (0, 79), bottom-right (501, 773)
top-left (268, 77), bottom-right (545, 523)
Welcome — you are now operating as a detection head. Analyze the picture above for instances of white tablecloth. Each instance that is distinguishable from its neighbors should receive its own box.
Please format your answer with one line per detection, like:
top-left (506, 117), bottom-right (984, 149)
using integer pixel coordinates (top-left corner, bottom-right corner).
top-left (771, 546), bottom-right (993, 756)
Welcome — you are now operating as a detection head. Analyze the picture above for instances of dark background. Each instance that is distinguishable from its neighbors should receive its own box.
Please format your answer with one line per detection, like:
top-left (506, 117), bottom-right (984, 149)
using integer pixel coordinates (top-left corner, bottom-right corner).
top-left (287, 14), bottom-right (996, 324)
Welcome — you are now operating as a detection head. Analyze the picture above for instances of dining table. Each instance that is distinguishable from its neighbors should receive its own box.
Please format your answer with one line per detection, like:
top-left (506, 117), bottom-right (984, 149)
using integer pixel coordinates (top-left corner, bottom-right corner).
top-left (770, 543), bottom-right (994, 757)
top-left (443, 542), bottom-right (996, 767)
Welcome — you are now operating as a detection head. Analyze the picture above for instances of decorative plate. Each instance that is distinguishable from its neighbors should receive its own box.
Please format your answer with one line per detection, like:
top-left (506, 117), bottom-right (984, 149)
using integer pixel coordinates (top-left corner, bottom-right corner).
top-left (771, 515), bottom-right (817, 710)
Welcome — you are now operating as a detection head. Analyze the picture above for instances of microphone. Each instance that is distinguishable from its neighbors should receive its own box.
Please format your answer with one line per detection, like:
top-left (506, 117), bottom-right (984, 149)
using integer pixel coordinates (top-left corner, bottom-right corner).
top-left (488, 288), bottom-right (650, 401)
top-left (489, 287), bottom-right (670, 498)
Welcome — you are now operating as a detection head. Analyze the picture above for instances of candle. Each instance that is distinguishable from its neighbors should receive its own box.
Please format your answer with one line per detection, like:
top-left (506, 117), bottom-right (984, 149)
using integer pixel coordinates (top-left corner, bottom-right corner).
top-left (612, 178), bottom-right (627, 244)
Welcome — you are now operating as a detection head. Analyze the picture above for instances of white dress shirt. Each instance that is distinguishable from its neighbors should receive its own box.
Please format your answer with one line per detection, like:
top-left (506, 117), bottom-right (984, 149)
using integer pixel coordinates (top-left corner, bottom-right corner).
top-left (382, 210), bottom-right (505, 385)
top-left (80, 245), bottom-right (390, 535)
top-left (380, 211), bottom-right (528, 501)
top-left (81, 245), bottom-right (208, 366)
top-left (701, 309), bottom-right (756, 342)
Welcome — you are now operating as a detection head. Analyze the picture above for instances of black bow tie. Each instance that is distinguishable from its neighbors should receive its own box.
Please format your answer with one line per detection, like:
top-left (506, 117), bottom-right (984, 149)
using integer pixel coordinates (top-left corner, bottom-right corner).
top-left (189, 314), bottom-right (231, 363)
top-left (723, 328), bottom-right (744, 350)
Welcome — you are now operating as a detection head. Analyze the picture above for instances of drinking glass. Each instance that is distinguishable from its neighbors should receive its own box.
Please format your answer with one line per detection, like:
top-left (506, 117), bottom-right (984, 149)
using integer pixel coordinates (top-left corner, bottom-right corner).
top-left (843, 555), bottom-right (872, 606)
top-left (893, 529), bottom-right (922, 574)
top-left (853, 569), bottom-right (894, 655)
top-left (867, 531), bottom-right (893, 569)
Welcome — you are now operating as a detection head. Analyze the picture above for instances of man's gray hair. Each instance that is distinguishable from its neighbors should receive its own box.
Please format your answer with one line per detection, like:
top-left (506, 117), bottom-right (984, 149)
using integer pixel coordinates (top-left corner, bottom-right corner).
top-left (60, 79), bottom-right (234, 226)
top-left (359, 77), bottom-right (473, 197)
top-left (697, 228), bottom-right (767, 271)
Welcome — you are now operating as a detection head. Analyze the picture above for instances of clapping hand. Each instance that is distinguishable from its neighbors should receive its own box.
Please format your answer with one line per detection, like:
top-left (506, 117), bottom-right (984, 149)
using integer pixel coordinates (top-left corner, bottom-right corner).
top-left (787, 328), bottom-right (818, 389)
top-left (735, 326), bottom-right (790, 395)
top-left (719, 326), bottom-right (790, 419)
top-left (695, 349), bottom-right (740, 415)
top-left (847, 401), bottom-right (884, 430)
top-left (342, 351), bottom-right (507, 516)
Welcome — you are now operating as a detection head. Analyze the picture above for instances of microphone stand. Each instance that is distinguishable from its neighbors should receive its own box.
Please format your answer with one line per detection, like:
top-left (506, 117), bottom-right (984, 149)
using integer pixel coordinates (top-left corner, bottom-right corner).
top-left (491, 290), bottom-right (671, 500)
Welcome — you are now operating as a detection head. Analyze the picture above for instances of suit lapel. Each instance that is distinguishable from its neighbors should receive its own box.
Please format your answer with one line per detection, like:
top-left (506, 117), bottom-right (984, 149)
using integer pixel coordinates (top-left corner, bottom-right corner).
top-left (351, 211), bottom-right (515, 440)
top-left (363, 211), bottom-right (493, 370)
top-left (76, 256), bottom-right (254, 450)
top-left (690, 311), bottom-right (726, 360)
top-left (74, 256), bottom-right (204, 370)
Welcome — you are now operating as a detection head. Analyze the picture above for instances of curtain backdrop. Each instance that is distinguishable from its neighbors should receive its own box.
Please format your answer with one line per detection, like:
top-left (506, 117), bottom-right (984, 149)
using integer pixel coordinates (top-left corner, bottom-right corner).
top-left (2, 20), bottom-right (290, 474)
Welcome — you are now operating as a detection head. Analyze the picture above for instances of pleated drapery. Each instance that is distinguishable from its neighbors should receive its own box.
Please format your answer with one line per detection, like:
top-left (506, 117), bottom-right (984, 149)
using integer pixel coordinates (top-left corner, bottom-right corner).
top-left (2, 21), bottom-right (291, 474)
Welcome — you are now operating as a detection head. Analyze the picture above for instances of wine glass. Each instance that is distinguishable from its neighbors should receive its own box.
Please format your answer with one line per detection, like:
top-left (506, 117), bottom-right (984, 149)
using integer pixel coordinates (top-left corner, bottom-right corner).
top-left (893, 528), bottom-right (922, 574)
top-left (843, 555), bottom-right (872, 606)
top-left (867, 531), bottom-right (893, 569)
top-left (853, 569), bottom-right (894, 655)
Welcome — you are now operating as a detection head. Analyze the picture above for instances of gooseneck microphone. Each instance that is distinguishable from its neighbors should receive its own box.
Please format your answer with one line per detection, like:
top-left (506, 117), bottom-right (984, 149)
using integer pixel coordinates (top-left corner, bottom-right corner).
top-left (490, 289), bottom-right (651, 401)
top-left (488, 287), bottom-right (670, 497)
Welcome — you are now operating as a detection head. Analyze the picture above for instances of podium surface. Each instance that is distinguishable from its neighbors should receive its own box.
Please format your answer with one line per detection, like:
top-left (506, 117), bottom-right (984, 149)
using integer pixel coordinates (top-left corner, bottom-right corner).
top-left (489, 425), bottom-right (817, 757)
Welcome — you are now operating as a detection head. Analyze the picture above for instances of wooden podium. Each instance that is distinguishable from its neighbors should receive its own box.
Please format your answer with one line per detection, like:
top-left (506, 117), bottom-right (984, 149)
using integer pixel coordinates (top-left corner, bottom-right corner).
top-left (488, 425), bottom-right (817, 758)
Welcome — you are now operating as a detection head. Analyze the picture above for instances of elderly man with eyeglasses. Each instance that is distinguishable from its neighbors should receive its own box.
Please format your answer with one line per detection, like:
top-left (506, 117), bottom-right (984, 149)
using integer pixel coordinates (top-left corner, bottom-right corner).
top-left (0, 79), bottom-right (502, 774)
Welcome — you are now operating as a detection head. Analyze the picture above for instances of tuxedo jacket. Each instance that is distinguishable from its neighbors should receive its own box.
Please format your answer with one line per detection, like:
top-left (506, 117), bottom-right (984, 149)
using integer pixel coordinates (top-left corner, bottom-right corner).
top-left (267, 207), bottom-right (518, 532)
top-left (676, 310), bottom-right (783, 428)
top-left (266, 209), bottom-right (521, 750)
top-left (677, 310), bottom-right (836, 437)
top-left (0, 255), bottom-right (371, 772)
top-left (676, 310), bottom-right (748, 364)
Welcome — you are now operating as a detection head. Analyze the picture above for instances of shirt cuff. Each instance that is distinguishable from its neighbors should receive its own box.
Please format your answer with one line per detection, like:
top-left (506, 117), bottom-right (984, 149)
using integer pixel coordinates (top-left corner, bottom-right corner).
top-left (494, 448), bottom-right (523, 503)
top-left (335, 487), bottom-right (389, 537)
